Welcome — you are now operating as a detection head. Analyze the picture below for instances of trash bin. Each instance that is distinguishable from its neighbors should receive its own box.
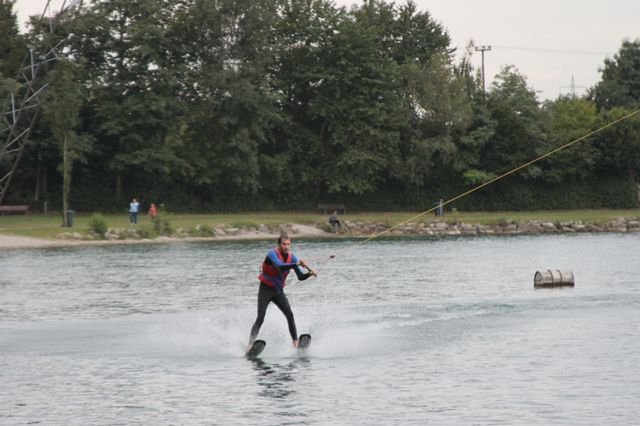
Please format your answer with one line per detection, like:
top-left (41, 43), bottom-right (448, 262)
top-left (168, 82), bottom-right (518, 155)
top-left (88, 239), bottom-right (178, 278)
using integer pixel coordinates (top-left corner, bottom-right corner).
top-left (65, 210), bottom-right (75, 227)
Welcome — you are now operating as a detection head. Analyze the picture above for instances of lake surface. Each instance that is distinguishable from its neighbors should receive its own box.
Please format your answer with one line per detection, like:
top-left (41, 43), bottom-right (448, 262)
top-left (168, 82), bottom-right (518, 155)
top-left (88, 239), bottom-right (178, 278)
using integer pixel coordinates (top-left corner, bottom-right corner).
top-left (1, 233), bottom-right (639, 425)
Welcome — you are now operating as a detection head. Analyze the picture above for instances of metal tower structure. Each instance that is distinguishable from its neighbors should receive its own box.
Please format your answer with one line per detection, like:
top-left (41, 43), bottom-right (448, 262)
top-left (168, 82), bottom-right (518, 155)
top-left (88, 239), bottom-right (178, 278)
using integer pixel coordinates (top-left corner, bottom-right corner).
top-left (0, 0), bottom-right (83, 205)
top-left (559, 75), bottom-right (587, 98)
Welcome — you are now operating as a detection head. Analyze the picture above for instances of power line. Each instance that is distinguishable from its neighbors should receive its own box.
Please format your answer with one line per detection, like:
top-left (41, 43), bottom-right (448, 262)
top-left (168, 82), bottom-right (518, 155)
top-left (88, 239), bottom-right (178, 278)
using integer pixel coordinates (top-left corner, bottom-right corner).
top-left (492, 45), bottom-right (610, 56)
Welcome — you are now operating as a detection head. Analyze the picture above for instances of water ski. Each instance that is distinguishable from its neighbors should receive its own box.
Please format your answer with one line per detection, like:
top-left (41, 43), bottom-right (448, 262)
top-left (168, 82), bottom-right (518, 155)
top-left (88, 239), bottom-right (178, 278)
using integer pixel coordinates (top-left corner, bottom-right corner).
top-left (246, 339), bottom-right (266, 358)
top-left (298, 333), bottom-right (311, 350)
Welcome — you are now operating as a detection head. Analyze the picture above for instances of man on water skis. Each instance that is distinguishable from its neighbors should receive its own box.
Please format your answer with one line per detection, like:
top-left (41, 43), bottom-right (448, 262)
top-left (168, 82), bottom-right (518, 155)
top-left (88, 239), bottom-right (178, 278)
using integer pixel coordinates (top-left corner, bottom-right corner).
top-left (249, 233), bottom-right (316, 350)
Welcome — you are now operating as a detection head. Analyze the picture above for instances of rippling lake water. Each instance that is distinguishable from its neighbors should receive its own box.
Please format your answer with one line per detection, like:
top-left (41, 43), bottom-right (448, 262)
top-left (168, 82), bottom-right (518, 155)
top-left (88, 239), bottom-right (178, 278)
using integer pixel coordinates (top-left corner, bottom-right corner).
top-left (1, 233), bottom-right (639, 425)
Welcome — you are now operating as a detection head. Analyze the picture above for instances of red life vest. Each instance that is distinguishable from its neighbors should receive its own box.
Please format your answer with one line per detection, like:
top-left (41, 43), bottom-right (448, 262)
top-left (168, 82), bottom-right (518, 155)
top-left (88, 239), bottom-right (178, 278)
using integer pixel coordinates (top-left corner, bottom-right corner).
top-left (259, 248), bottom-right (292, 288)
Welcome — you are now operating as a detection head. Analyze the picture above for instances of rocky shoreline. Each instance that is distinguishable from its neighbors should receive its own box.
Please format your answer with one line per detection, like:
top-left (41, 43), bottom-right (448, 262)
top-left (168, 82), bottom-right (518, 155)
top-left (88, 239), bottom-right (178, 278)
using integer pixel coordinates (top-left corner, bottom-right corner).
top-left (55, 223), bottom-right (327, 242)
top-left (1, 217), bottom-right (638, 250)
top-left (52, 216), bottom-right (640, 242)
top-left (338, 217), bottom-right (640, 236)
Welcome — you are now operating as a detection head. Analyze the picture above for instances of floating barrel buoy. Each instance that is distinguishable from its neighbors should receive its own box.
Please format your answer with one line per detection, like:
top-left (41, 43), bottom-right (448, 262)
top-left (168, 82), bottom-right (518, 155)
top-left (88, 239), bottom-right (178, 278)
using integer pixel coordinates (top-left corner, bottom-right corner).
top-left (534, 270), bottom-right (575, 287)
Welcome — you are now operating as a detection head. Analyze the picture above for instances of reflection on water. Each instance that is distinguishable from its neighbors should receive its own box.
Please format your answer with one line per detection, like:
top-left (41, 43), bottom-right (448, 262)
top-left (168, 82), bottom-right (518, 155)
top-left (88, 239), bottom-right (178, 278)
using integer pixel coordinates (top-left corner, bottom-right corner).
top-left (1, 233), bottom-right (640, 425)
top-left (251, 357), bottom-right (311, 400)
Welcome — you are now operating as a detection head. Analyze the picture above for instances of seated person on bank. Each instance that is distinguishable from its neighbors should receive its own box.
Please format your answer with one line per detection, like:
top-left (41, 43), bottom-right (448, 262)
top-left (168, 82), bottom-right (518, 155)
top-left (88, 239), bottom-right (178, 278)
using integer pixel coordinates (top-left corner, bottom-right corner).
top-left (328, 210), bottom-right (342, 231)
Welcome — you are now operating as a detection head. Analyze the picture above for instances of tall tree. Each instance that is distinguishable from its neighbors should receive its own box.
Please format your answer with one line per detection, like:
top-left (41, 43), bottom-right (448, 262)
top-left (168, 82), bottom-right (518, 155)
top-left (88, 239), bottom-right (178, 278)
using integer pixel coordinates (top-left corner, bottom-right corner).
top-left (594, 107), bottom-right (640, 182)
top-left (0, 0), bottom-right (26, 95)
top-left (480, 66), bottom-right (549, 180)
top-left (64, 0), bottom-right (188, 199)
top-left (590, 40), bottom-right (640, 185)
top-left (350, 0), bottom-right (450, 66)
top-left (42, 60), bottom-right (92, 225)
top-left (174, 0), bottom-right (283, 206)
top-left (308, 17), bottom-right (406, 194)
top-left (395, 52), bottom-right (472, 187)
top-left (590, 39), bottom-right (640, 110)
top-left (263, 0), bottom-right (344, 200)
top-left (348, 0), bottom-right (462, 194)
top-left (540, 96), bottom-right (599, 182)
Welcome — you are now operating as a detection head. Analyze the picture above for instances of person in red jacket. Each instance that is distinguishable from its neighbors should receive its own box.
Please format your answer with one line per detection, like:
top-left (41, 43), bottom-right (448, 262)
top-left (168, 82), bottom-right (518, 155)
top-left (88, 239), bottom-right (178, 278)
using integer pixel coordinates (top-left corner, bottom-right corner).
top-left (148, 203), bottom-right (158, 219)
top-left (249, 233), bottom-right (316, 348)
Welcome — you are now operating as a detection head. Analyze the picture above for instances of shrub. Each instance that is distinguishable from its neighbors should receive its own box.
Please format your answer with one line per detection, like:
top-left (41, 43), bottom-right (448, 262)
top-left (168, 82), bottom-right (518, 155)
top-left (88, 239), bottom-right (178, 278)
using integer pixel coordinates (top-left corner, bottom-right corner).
top-left (88, 213), bottom-right (108, 237)
top-left (496, 217), bottom-right (510, 227)
top-left (199, 224), bottom-right (214, 236)
top-left (138, 227), bottom-right (157, 239)
top-left (230, 220), bottom-right (257, 229)
top-left (152, 213), bottom-right (174, 236)
top-left (187, 225), bottom-right (210, 237)
top-left (320, 223), bottom-right (333, 233)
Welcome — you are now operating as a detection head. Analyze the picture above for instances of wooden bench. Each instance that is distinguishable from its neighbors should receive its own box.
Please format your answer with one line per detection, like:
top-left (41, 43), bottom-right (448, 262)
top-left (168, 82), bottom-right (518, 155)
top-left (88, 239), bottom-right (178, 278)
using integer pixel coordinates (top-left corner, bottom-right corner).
top-left (0, 205), bottom-right (29, 215)
top-left (317, 203), bottom-right (346, 214)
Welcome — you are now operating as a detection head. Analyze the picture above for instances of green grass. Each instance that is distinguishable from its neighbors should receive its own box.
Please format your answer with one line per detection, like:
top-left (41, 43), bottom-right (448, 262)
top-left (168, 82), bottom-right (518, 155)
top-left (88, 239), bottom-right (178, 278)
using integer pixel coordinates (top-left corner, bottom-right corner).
top-left (0, 209), bottom-right (638, 240)
top-left (0, 212), bottom-right (323, 239)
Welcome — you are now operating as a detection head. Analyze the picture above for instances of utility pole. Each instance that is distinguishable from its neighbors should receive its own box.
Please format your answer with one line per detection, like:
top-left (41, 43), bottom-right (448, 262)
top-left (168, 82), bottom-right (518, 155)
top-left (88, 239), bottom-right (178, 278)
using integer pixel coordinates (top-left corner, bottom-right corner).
top-left (474, 45), bottom-right (492, 99)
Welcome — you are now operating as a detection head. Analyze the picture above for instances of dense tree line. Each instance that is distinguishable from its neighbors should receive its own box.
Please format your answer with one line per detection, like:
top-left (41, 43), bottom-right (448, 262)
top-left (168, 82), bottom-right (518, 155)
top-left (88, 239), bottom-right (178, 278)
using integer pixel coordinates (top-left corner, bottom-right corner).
top-left (1, 0), bottom-right (639, 212)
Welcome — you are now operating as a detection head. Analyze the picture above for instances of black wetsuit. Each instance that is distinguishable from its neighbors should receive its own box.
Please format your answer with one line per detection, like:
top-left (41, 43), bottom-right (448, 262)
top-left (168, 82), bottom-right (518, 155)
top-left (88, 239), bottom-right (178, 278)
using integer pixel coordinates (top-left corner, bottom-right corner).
top-left (250, 250), bottom-right (312, 342)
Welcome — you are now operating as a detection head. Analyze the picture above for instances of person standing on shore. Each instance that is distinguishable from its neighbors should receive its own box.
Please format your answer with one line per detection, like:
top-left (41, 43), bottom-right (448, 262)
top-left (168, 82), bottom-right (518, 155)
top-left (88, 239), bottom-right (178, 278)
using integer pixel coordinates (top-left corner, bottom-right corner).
top-left (249, 233), bottom-right (316, 349)
top-left (148, 203), bottom-right (157, 220)
top-left (129, 197), bottom-right (139, 225)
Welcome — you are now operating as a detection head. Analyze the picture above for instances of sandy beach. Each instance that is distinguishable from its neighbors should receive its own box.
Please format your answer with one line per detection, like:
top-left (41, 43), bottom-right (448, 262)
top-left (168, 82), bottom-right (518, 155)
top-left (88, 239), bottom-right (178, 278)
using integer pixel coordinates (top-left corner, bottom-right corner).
top-left (0, 234), bottom-right (63, 249)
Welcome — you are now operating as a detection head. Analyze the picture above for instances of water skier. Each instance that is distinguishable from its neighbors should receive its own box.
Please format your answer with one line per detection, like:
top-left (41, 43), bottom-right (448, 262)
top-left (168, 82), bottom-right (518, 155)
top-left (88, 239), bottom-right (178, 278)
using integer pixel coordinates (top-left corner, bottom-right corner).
top-left (248, 233), bottom-right (316, 349)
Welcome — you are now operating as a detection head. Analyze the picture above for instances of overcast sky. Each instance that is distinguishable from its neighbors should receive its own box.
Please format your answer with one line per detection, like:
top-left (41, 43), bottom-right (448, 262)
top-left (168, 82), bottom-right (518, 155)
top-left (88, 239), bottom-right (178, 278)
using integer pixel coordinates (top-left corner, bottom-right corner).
top-left (335, 0), bottom-right (640, 100)
top-left (14, 0), bottom-right (640, 100)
